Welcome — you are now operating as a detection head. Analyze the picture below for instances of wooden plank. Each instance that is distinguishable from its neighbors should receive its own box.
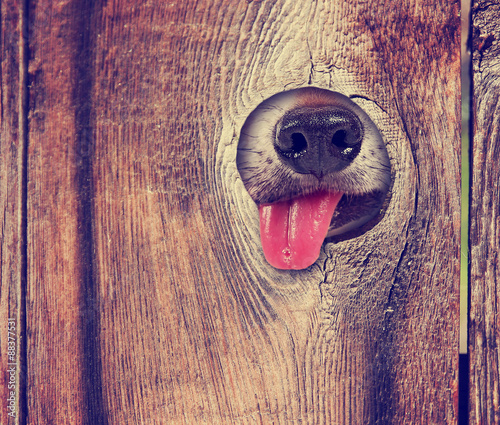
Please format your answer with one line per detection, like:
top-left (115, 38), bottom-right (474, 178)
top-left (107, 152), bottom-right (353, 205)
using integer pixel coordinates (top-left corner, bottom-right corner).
top-left (23, 0), bottom-right (461, 423)
top-left (470, 1), bottom-right (500, 423)
top-left (90, 1), bottom-right (460, 423)
top-left (0, 1), bottom-right (26, 424)
top-left (25, 1), bottom-right (104, 423)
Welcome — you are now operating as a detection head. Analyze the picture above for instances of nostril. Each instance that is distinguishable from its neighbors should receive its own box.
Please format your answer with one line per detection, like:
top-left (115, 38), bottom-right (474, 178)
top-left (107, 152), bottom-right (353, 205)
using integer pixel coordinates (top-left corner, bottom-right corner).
top-left (331, 125), bottom-right (362, 161)
top-left (276, 129), bottom-right (308, 159)
top-left (287, 132), bottom-right (307, 157)
top-left (331, 129), bottom-right (348, 148)
top-left (291, 133), bottom-right (307, 152)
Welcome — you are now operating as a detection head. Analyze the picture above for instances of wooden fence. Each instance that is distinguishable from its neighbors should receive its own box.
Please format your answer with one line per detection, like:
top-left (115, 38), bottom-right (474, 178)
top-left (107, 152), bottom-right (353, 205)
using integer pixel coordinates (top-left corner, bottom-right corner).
top-left (469, 1), bottom-right (500, 424)
top-left (0, 0), bottom-right (497, 423)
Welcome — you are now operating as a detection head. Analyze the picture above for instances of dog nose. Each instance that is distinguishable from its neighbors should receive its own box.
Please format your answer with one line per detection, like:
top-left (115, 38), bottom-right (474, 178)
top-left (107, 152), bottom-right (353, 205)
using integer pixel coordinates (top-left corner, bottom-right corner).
top-left (274, 106), bottom-right (363, 177)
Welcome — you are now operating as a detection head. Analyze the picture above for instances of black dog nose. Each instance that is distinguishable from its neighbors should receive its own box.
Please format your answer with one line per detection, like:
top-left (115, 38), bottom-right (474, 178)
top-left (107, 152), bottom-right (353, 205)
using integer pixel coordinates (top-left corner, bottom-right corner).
top-left (274, 106), bottom-right (363, 177)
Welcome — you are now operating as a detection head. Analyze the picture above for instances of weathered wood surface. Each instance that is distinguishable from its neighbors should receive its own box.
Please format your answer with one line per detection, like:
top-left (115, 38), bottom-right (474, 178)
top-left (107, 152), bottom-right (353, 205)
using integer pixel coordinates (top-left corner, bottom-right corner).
top-left (470, 1), bottom-right (500, 424)
top-left (1, 1), bottom-right (25, 424)
top-left (1, 0), bottom-right (460, 423)
top-left (24, 1), bottom-right (104, 423)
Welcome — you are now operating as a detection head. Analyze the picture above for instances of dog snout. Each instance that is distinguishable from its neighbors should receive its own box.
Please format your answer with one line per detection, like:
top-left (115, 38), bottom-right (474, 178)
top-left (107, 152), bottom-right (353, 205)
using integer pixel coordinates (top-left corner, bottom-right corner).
top-left (274, 106), bottom-right (363, 178)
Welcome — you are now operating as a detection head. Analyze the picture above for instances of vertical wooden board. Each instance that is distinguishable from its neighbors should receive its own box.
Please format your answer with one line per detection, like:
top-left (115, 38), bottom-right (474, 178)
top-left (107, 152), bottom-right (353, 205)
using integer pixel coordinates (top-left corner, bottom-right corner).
top-left (88, 1), bottom-right (461, 424)
top-left (1, 1), bottom-right (24, 424)
top-left (25, 1), bottom-right (104, 423)
top-left (470, 1), bottom-right (500, 423)
top-left (308, 2), bottom-right (461, 423)
top-left (348, 3), bottom-right (461, 423)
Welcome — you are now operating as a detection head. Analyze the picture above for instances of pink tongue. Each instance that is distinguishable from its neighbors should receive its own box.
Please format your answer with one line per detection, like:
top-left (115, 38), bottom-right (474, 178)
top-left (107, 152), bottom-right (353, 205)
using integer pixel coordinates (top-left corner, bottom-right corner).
top-left (259, 191), bottom-right (343, 270)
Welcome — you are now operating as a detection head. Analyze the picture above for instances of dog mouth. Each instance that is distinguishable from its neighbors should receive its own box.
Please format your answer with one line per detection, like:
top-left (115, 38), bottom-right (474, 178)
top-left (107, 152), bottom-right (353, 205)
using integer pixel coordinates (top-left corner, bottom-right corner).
top-left (237, 87), bottom-right (391, 270)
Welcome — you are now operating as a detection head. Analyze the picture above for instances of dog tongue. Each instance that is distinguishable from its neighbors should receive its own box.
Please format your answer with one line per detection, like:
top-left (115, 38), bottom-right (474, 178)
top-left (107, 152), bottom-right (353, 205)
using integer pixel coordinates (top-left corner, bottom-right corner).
top-left (259, 191), bottom-right (343, 270)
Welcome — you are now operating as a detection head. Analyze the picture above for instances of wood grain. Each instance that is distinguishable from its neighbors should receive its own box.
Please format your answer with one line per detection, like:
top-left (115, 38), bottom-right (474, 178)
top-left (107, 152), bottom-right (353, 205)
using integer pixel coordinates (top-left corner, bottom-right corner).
top-left (25, 1), bottom-right (104, 423)
top-left (470, 1), bottom-right (500, 423)
top-left (3, 0), bottom-right (461, 423)
top-left (90, 1), bottom-right (460, 423)
top-left (1, 1), bottom-right (26, 424)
